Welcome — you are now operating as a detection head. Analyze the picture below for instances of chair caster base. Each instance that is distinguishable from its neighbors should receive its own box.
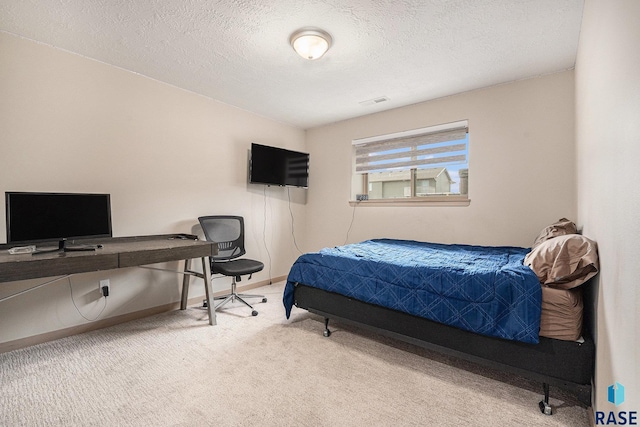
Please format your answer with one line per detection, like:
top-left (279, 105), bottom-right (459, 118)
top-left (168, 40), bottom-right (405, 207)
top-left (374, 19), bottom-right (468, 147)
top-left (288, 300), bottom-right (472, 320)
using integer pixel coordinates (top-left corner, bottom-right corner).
top-left (262, 297), bottom-right (267, 303)
top-left (252, 310), bottom-right (258, 316)
top-left (323, 329), bottom-right (331, 337)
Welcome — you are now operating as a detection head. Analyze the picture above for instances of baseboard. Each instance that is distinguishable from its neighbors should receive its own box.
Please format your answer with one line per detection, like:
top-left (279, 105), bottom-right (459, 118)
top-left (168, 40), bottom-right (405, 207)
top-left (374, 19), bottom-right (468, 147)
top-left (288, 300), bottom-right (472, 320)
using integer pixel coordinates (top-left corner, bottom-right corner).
top-left (0, 275), bottom-right (287, 354)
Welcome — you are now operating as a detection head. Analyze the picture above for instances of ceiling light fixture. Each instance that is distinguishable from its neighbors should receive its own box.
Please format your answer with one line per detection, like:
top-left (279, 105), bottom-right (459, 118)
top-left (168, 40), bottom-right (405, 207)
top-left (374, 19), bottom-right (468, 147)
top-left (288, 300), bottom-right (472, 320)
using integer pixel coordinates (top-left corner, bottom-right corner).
top-left (289, 28), bottom-right (332, 60)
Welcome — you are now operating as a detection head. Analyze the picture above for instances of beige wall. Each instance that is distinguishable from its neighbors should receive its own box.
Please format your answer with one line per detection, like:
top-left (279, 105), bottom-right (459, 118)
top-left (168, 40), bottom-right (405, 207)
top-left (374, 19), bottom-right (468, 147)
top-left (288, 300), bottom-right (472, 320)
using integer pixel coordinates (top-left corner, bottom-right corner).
top-left (305, 71), bottom-right (576, 250)
top-left (0, 32), bottom-right (307, 344)
top-left (6, 9), bottom-right (637, 415)
top-left (576, 0), bottom-right (640, 413)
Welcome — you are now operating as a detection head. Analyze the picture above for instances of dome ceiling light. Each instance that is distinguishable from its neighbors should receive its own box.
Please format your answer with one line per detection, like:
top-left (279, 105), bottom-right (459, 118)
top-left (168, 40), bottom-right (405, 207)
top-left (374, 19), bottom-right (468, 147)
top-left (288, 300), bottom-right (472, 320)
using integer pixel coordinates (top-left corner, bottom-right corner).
top-left (289, 28), bottom-right (332, 60)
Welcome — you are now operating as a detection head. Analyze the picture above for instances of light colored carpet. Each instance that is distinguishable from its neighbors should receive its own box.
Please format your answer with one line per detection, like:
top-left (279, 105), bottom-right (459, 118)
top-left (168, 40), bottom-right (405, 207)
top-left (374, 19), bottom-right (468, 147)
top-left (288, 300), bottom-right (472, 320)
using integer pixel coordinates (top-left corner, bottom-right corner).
top-left (0, 283), bottom-right (589, 426)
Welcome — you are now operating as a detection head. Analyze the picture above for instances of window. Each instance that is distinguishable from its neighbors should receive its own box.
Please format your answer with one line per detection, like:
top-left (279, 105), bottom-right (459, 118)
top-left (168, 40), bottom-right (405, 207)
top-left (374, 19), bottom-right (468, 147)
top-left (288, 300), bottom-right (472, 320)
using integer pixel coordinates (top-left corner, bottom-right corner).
top-left (351, 120), bottom-right (469, 205)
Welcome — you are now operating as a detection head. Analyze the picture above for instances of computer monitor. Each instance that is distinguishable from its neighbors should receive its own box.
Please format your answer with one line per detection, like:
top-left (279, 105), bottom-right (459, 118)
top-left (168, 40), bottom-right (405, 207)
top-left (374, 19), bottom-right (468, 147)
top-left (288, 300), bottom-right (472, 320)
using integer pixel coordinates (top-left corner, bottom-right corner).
top-left (5, 192), bottom-right (112, 252)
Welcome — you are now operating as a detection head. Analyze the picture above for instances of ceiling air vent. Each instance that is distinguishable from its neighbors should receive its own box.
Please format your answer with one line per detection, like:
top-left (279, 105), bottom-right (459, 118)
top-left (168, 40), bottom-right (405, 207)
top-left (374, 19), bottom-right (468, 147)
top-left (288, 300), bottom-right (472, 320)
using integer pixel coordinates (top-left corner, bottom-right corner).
top-left (359, 96), bottom-right (390, 106)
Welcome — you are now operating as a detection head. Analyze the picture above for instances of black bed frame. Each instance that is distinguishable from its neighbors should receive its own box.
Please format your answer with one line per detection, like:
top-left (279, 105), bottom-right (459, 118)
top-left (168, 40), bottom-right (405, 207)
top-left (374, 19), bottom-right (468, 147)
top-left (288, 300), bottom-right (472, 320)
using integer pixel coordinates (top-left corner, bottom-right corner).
top-left (292, 282), bottom-right (595, 414)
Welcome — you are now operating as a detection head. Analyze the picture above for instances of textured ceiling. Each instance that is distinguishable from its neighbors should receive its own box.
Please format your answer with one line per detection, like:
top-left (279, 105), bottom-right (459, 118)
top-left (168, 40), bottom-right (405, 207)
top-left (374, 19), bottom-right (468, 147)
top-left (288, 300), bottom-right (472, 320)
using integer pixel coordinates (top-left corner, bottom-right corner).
top-left (0, 0), bottom-right (584, 129)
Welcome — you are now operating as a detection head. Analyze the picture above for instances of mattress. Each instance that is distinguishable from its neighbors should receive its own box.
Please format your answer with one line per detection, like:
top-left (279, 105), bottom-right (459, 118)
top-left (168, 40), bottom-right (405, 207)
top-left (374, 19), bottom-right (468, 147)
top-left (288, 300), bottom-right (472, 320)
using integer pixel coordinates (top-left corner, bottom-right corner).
top-left (284, 239), bottom-right (542, 344)
top-left (539, 286), bottom-right (583, 341)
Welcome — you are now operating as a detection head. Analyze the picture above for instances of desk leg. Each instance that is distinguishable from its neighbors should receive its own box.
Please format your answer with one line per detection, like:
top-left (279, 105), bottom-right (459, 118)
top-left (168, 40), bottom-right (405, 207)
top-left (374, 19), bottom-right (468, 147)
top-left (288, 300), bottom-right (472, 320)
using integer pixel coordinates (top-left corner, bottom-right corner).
top-left (180, 259), bottom-right (191, 311)
top-left (201, 256), bottom-right (216, 326)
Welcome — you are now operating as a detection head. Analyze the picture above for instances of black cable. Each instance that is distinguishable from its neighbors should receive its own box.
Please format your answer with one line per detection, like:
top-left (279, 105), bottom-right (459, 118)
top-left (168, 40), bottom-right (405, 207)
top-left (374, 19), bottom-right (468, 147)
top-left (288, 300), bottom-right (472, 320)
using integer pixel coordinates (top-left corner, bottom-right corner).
top-left (68, 277), bottom-right (107, 322)
top-left (344, 200), bottom-right (359, 245)
top-left (263, 185), bottom-right (273, 283)
top-left (287, 187), bottom-right (303, 255)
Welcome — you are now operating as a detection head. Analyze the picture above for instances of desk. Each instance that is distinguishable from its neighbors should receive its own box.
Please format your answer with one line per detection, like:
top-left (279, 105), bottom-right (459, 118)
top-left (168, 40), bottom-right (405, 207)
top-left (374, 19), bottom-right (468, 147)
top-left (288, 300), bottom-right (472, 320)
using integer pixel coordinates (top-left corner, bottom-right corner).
top-left (0, 235), bottom-right (217, 325)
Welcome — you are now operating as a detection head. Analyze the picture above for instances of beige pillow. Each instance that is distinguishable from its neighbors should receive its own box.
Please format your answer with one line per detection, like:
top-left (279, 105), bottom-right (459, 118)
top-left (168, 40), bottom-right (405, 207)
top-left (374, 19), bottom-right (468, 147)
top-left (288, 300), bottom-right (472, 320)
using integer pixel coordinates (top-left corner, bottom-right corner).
top-left (524, 234), bottom-right (599, 289)
top-left (539, 286), bottom-right (583, 341)
top-left (532, 218), bottom-right (578, 248)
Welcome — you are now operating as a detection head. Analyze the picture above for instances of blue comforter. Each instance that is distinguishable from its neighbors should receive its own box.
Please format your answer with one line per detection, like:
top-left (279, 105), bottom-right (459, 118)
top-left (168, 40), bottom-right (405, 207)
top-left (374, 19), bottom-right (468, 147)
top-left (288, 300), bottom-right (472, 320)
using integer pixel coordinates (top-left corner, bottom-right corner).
top-left (283, 239), bottom-right (542, 344)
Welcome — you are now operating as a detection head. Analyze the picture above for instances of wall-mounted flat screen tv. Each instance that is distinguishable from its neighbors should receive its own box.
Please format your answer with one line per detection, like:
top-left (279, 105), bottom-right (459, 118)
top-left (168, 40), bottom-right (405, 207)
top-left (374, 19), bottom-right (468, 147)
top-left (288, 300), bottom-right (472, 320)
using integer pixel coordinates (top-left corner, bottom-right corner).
top-left (5, 192), bottom-right (112, 249)
top-left (249, 143), bottom-right (309, 188)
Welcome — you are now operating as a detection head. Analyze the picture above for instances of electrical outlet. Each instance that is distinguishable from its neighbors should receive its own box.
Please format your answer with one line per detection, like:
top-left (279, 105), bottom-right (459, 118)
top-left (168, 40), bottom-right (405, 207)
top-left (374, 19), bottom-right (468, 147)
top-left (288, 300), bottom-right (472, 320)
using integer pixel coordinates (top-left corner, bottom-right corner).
top-left (100, 279), bottom-right (110, 297)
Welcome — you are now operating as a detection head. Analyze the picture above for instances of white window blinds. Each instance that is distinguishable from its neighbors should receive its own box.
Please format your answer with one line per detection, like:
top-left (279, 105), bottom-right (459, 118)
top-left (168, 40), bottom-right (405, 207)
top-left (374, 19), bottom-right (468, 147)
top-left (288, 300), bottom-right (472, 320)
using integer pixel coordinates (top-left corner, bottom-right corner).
top-left (352, 120), bottom-right (468, 174)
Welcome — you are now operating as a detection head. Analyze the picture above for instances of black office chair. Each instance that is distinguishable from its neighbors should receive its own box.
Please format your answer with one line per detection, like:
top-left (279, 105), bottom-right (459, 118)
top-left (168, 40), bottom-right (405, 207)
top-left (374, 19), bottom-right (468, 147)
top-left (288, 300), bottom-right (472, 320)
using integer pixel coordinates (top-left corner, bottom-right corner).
top-left (198, 215), bottom-right (266, 316)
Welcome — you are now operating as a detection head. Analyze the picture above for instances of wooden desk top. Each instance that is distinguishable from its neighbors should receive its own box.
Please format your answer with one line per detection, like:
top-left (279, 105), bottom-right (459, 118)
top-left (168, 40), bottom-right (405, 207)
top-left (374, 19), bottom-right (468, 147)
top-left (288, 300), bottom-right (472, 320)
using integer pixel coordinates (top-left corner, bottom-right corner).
top-left (0, 235), bottom-right (216, 283)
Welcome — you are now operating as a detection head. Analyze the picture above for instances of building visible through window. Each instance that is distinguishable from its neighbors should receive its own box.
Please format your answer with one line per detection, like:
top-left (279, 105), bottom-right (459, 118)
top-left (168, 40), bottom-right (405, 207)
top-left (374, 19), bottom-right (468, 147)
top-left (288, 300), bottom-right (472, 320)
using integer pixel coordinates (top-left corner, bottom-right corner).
top-left (351, 120), bottom-right (469, 201)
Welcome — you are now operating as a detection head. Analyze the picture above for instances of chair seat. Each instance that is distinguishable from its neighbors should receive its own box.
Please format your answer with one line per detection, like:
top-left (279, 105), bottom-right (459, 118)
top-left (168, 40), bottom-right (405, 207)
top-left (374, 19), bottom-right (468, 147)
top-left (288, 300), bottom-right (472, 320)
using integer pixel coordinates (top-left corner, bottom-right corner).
top-left (212, 258), bottom-right (264, 277)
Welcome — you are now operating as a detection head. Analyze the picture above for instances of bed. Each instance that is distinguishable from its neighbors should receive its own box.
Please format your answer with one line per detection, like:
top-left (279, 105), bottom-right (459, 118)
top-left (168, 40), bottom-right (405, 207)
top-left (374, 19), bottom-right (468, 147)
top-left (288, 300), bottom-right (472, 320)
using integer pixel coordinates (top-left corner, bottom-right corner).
top-left (283, 219), bottom-right (599, 414)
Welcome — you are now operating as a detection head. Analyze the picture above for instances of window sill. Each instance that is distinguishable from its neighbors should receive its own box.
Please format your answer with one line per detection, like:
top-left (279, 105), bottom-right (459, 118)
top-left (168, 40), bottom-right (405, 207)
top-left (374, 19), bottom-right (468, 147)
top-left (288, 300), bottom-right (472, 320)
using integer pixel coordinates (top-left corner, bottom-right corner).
top-left (349, 196), bottom-right (470, 207)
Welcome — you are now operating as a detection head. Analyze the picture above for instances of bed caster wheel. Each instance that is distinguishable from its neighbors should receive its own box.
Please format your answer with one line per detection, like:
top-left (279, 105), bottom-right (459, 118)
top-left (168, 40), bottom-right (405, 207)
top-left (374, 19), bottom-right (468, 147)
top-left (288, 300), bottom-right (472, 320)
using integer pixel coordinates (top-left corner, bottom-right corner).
top-left (262, 298), bottom-right (267, 303)
top-left (323, 318), bottom-right (331, 337)
top-left (539, 400), bottom-right (552, 416)
top-left (252, 310), bottom-right (258, 316)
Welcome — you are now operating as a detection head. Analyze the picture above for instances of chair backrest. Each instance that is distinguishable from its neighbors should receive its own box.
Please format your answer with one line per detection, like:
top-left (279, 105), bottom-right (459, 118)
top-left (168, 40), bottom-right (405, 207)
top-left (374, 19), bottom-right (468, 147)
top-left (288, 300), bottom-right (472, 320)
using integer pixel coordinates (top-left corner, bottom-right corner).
top-left (198, 216), bottom-right (247, 261)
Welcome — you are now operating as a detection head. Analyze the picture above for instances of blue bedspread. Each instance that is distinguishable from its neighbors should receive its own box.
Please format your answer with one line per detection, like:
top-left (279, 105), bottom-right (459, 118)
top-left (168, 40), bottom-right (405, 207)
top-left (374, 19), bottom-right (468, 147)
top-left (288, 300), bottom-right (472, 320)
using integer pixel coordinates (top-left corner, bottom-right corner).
top-left (283, 239), bottom-right (542, 344)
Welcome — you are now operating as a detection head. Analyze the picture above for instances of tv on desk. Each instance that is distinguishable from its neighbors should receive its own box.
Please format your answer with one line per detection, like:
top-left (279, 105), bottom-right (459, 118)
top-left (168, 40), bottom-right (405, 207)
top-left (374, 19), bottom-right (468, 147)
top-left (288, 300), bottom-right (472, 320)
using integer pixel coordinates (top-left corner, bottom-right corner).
top-left (249, 143), bottom-right (309, 188)
top-left (5, 192), bottom-right (112, 252)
